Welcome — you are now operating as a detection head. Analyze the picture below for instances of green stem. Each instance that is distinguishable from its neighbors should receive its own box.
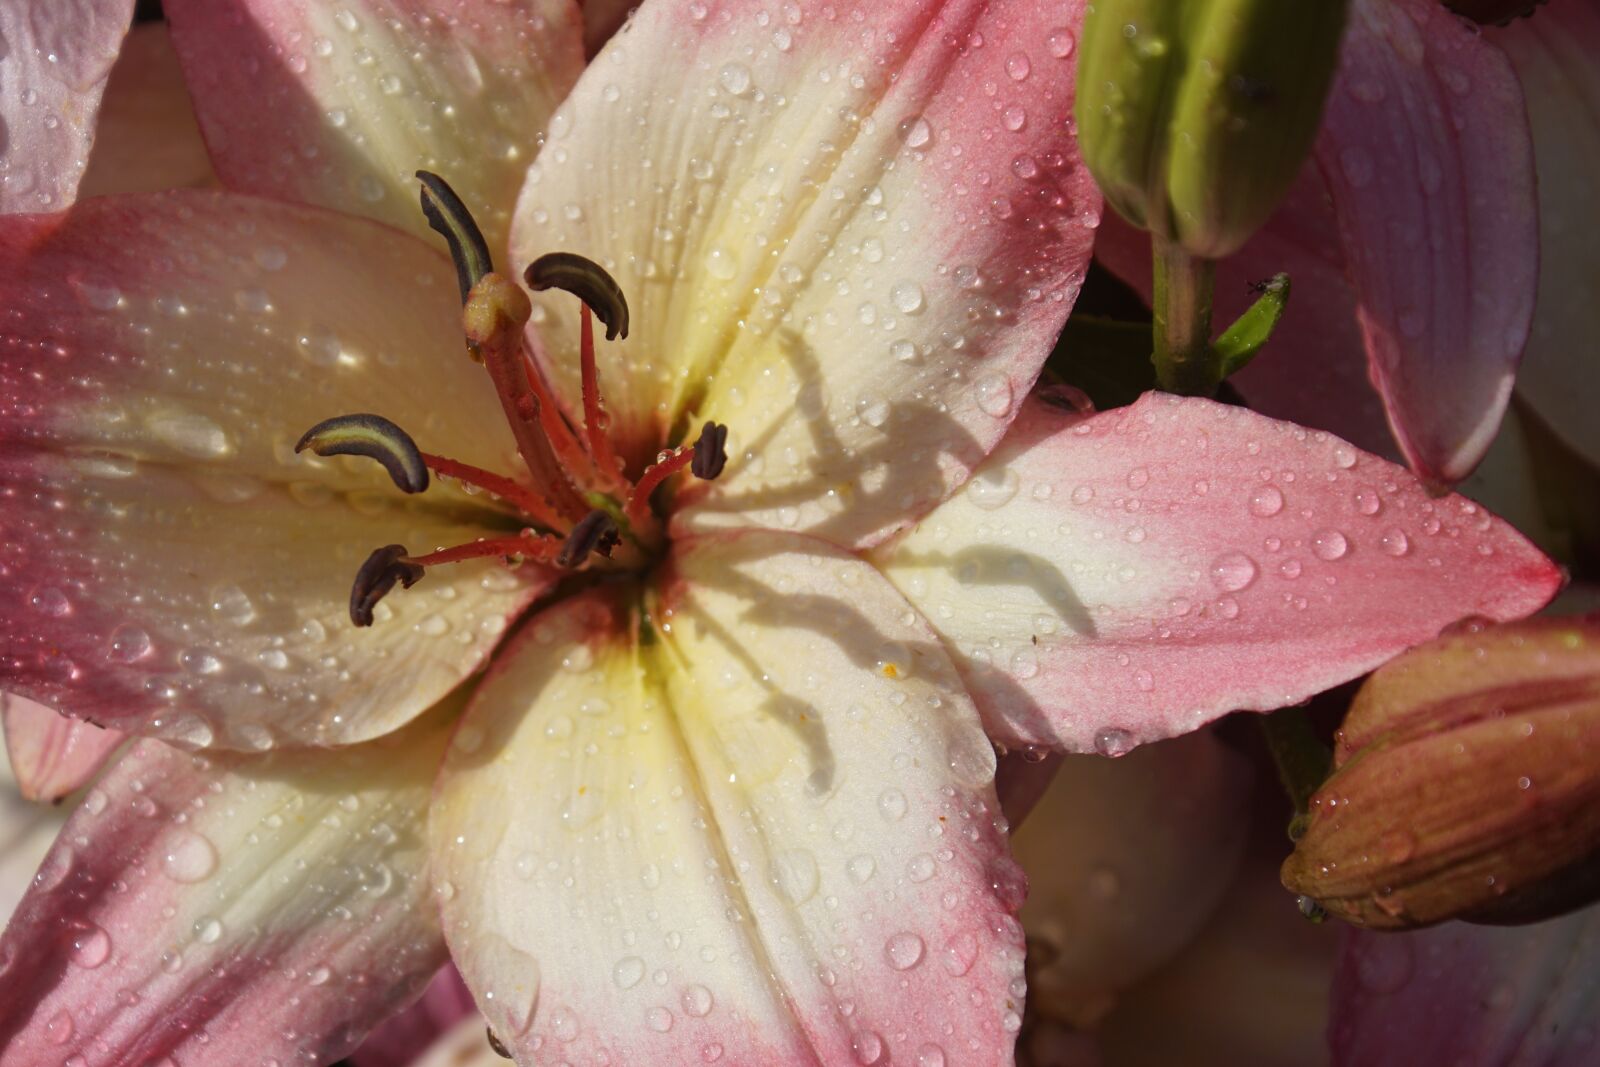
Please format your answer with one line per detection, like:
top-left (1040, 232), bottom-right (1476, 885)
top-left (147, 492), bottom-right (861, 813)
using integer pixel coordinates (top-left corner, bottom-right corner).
top-left (1259, 706), bottom-right (1332, 840)
top-left (1151, 234), bottom-right (1218, 396)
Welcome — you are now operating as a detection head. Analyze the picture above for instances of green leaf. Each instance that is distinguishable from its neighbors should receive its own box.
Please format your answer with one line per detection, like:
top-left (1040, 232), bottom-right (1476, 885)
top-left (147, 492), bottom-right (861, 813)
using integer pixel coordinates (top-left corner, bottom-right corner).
top-left (1212, 272), bottom-right (1290, 378)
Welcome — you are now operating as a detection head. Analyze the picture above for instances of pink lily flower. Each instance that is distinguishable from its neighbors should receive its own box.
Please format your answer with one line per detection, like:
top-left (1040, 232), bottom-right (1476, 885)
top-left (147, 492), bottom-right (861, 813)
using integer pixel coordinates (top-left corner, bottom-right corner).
top-left (1332, 905), bottom-right (1600, 1066)
top-left (0, 2), bottom-right (1562, 1065)
top-left (1095, 0), bottom-right (1557, 487)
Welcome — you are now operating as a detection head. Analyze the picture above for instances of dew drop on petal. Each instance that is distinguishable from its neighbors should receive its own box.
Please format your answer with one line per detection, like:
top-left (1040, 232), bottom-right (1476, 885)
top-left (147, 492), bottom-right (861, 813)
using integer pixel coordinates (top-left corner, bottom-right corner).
top-left (1093, 728), bottom-right (1134, 757)
top-left (1249, 485), bottom-right (1284, 517)
top-left (162, 831), bottom-right (218, 883)
top-left (1210, 552), bottom-right (1258, 592)
top-left (885, 932), bottom-right (925, 971)
top-left (1312, 529), bottom-right (1349, 561)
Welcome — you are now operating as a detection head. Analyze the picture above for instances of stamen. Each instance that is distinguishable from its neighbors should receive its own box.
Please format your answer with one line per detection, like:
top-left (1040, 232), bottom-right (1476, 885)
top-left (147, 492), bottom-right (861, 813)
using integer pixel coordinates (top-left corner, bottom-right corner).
top-left (524, 252), bottom-right (630, 340)
top-left (421, 452), bottom-right (563, 529)
top-left (417, 170), bottom-right (494, 303)
top-left (520, 351), bottom-right (605, 487)
top-left (578, 305), bottom-right (628, 488)
top-left (486, 1029), bottom-right (512, 1060)
top-left (624, 444), bottom-right (696, 528)
top-left (295, 413), bottom-right (430, 494)
top-left (463, 274), bottom-right (592, 525)
top-left (350, 544), bottom-right (425, 627)
top-left (691, 421), bottom-right (730, 480)
top-left (407, 532), bottom-right (561, 567)
top-left (557, 508), bottom-right (621, 568)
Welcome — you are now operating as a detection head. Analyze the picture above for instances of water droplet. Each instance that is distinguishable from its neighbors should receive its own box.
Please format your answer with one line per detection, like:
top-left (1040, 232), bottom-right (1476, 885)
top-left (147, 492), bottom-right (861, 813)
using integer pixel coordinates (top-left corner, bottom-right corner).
top-left (16, 586), bottom-right (76, 630)
top-left (773, 849), bottom-right (820, 903)
top-left (647, 1006), bottom-right (674, 1032)
top-left (847, 854), bottom-right (876, 884)
top-left (1005, 52), bottom-right (1031, 81)
top-left (852, 1030), bottom-right (886, 1064)
top-left (890, 281), bottom-right (924, 314)
top-left (162, 830), bottom-right (218, 883)
top-left (1249, 485), bottom-right (1284, 517)
top-left (966, 466), bottom-right (1019, 510)
top-left (941, 932), bottom-right (978, 976)
top-left (1354, 487), bottom-right (1382, 516)
top-left (614, 956), bottom-right (645, 989)
top-left (974, 374), bottom-right (1014, 418)
top-left (46, 1010), bottom-right (74, 1046)
top-left (681, 984), bottom-right (714, 1017)
top-left (1210, 552), bottom-right (1258, 592)
top-left (1380, 527), bottom-right (1410, 557)
top-left (717, 62), bottom-right (751, 95)
top-left (1047, 28), bottom-right (1076, 57)
top-left (902, 117), bottom-right (933, 149)
top-left (917, 1045), bottom-right (948, 1067)
top-left (906, 853), bottom-right (936, 883)
top-left (69, 923), bottom-right (110, 968)
top-left (1093, 728), bottom-right (1134, 757)
top-left (1380, 829), bottom-right (1417, 863)
top-left (1311, 529), bottom-right (1349, 561)
top-left (878, 789), bottom-right (909, 821)
top-left (885, 932), bottom-right (925, 971)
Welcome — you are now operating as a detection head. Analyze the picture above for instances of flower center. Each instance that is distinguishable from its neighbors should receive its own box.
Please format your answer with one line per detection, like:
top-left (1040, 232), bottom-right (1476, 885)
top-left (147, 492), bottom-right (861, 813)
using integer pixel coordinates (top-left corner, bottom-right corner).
top-left (295, 172), bottom-right (728, 627)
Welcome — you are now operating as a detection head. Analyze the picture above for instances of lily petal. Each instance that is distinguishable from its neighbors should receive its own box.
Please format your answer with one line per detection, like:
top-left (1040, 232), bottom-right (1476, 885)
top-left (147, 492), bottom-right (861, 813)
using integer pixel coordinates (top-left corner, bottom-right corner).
top-left (0, 0), bottom-right (133, 212)
top-left (1311, 0), bottom-right (1537, 485)
top-left (350, 965), bottom-right (476, 1067)
top-left (515, 0), bottom-right (1101, 546)
top-left (432, 533), bottom-right (1025, 1065)
top-left (165, 0), bottom-right (586, 254)
top-left (0, 693), bottom-right (122, 804)
top-left (0, 710), bottom-right (452, 1065)
top-left (874, 392), bottom-right (1562, 753)
top-left (1014, 730), bottom-right (1253, 1027)
top-left (1493, 0), bottom-right (1600, 470)
top-left (1330, 908), bottom-right (1600, 1067)
top-left (78, 23), bottom-right (215, 198)
top-left (0, 747), bottom-right (70, 922)
top-left (0, 193), bottom-right (551, 749)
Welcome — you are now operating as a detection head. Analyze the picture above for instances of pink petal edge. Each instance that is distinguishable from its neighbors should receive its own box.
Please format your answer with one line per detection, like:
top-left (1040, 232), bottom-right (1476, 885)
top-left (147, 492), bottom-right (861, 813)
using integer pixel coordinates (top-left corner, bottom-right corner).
top-left (0, 693), bottom-right (123, 804)
top-left (1312, 0), bottom-right (1538, 485)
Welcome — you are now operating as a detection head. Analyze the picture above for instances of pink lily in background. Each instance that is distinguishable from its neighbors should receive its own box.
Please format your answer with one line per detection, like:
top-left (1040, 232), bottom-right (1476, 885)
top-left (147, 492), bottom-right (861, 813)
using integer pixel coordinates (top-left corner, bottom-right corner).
top-left (1095, 0), bottom-right (1570, 488)
top-left (0, 2), bottom-right (1565, 1066)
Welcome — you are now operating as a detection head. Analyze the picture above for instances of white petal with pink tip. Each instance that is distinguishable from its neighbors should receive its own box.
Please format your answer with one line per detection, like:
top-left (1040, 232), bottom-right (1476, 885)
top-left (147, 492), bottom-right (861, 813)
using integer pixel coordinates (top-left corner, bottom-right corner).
top-left (431, 533), bottom-right (1026, 1066)
top-left (0, 711), bottom-right (452, 1065)
top-left (0, 194), bottom-right (552, 749)
top-left (165, 0), bottom-right (585, 255)
top-left (875, 392), bottom-right (1561, 752)
top-left (516, 0), bottom-right (1100, 547)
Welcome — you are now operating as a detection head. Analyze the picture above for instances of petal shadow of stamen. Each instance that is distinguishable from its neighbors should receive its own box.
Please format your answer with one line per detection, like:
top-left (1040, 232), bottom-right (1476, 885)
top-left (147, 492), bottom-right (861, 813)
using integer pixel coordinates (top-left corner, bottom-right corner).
top-left (676, 601), bottom-right (837, 795)
top-left (682, 329), bottom-right (988, 542)
top-left (876, 546), bottom-right (1098, 639)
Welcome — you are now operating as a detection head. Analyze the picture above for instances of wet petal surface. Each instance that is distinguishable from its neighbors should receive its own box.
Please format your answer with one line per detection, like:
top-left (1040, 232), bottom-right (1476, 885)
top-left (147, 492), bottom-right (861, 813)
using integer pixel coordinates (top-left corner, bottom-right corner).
top-left (0, 0), bottom-right (132, 212)
top-left (516, 0), bottom-right (1100, 546)
top-left (875, 392), bottom-right (1561, 752)
top-left (432, 532), bottom-right (1025, 1065)
top-left (0, 711), bottom-right (452, 1065)
top-left (166, 0), bottom-right (585, 255)
top-left (1312, 0), bottom-right (1537, 484)
top-left (1, 693), bottom-right (122, 804)
top-left (0, 193), bottom-right (549, 749)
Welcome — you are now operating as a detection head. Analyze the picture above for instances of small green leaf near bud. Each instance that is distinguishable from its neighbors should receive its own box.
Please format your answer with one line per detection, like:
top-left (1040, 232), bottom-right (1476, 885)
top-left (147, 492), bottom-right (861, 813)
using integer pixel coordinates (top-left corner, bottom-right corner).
top-left (1212, 273), bottom-right (1290, 378)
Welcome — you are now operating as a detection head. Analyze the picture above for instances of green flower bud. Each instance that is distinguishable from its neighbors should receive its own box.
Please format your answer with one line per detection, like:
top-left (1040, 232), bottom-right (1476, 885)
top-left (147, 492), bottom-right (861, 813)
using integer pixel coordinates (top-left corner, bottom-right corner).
top-left (1281, 617), bottom-right (1600, 930)
top-left (1075, 0), bottom-right (1348, 259)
